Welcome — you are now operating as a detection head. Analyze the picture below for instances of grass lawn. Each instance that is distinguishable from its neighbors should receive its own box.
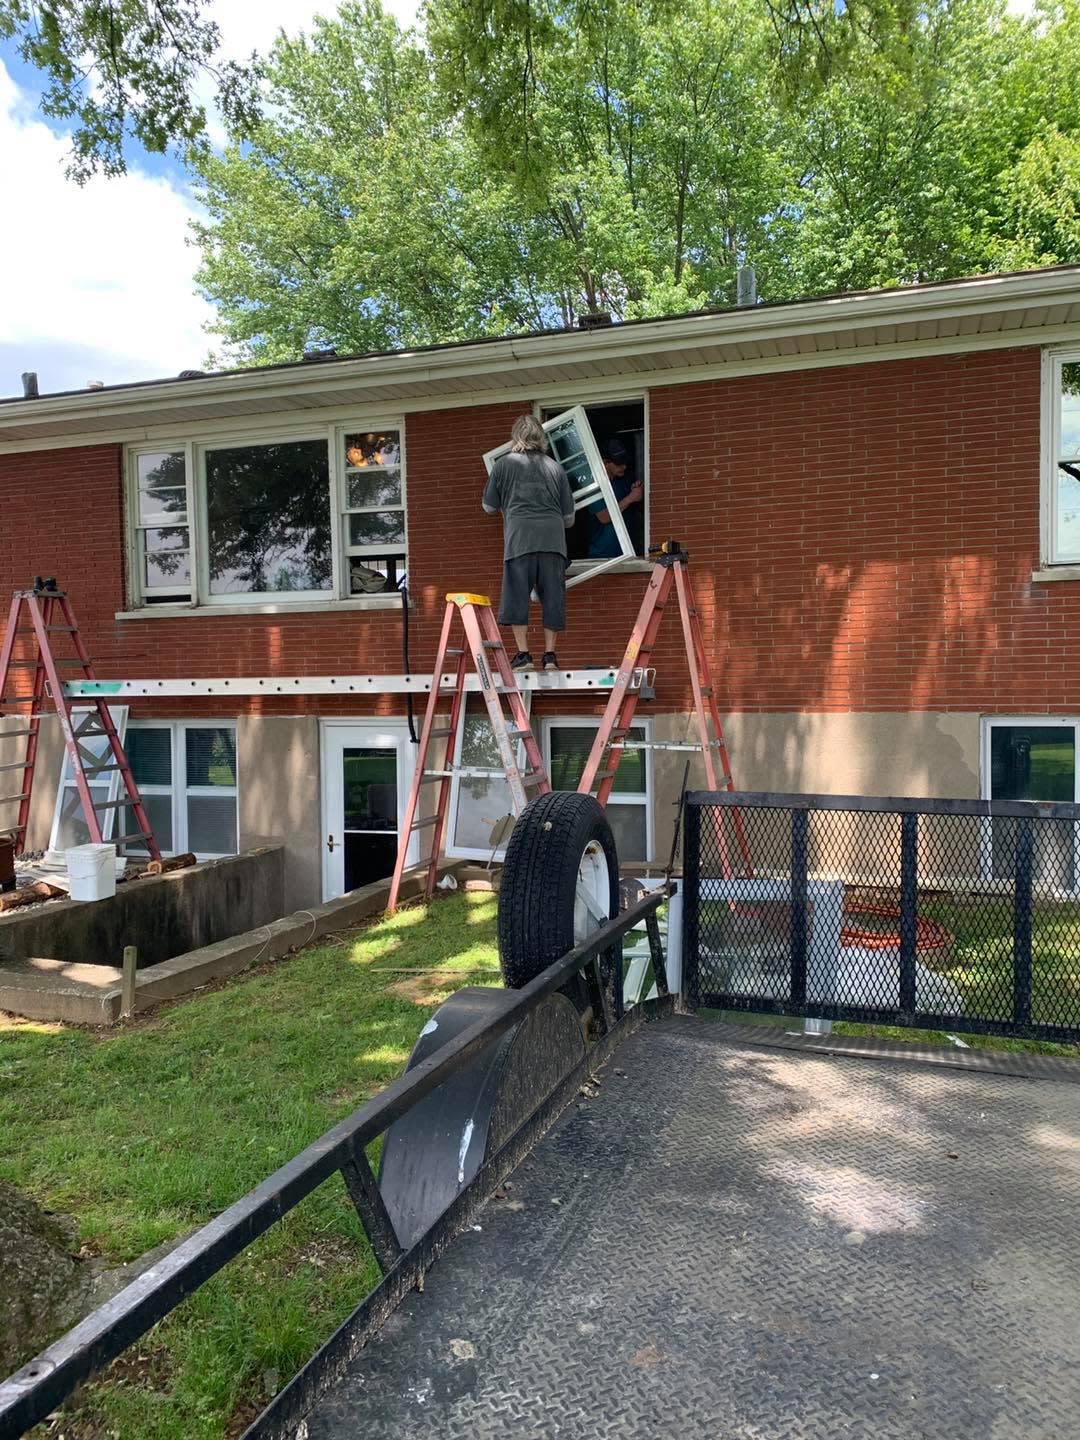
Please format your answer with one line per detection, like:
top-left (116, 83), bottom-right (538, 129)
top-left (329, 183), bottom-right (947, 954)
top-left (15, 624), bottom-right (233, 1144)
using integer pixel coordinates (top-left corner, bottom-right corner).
top-left (0, 891), bottom-right (500, 1440)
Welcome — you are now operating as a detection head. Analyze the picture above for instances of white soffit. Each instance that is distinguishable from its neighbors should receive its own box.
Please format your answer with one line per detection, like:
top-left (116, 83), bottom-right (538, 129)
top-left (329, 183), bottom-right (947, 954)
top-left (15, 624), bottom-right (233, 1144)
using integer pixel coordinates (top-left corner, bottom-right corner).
top-left (2, 268), bottom-right (1080, 448)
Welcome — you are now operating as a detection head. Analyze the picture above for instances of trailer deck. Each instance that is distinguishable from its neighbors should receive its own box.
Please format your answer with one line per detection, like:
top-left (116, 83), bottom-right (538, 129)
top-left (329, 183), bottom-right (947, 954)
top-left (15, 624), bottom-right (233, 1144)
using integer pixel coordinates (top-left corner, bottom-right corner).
top-left (302, 1019), bottom-right (1080, 1440)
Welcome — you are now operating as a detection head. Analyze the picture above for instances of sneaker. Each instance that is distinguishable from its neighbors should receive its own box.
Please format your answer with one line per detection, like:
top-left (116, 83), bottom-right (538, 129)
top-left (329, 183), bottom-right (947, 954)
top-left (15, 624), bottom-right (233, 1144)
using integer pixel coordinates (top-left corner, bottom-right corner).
top-left (542, 652), bottom-right (559, 671)
top-left (510, 651), bottom-right (533, 670)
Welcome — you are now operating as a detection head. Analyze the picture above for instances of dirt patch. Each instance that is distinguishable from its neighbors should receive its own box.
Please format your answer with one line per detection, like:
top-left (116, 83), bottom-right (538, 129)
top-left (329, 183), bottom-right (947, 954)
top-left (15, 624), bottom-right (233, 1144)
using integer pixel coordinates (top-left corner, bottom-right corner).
top-left (0, 1180), bottom-right (89, 1376)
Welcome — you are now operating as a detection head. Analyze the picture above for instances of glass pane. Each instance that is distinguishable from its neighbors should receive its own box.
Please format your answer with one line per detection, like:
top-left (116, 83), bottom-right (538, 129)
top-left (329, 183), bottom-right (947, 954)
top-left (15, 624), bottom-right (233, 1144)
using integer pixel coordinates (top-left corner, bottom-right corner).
top-left (349, 555), bottom-right (404, 595)
top-left (607, 804), bottom-right (648, 863)
top-left (343, 749), bottom-right (398, 831)
top-left (186, 728), bottom-right (237, 788)
top-left (55, 785), bottom-right (109, 849)
top-left (188, 795), bottom-right (237, 854)
top-left (126, 727), bottom-right (172, 786)
top-left (137, 451), bottom-right (186, 522)
top-left (143, 525), bottom-right (190, 590)
top-left (346, 468), bottom-right (402, 509)
top-left (1061, 362), bottom-right (1080, 458)
top-left (123, 792), bottom-right (174, 855)
top-left (344, 833), bottom-right (397, 891)
top-left (205, 440), bottom-right (332, 594)
top-left (1056, 462), bottom-right (1080, 561)
top-left (991, 726), bottom-right (1075, 802)
top-left (344, 431), bottom-right (400, 469)
top-left (348, 511), bottom-right (406, 547)
top-left (454, 714), bottom-right (515, 850)
top-left (549, 726), bottom-right (646, 795)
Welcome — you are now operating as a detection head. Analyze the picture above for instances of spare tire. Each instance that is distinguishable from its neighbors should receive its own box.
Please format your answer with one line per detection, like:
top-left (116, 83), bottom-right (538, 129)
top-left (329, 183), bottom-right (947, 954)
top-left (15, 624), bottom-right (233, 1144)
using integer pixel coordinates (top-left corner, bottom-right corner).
top-left (497, 791), bottom-right (619, 990)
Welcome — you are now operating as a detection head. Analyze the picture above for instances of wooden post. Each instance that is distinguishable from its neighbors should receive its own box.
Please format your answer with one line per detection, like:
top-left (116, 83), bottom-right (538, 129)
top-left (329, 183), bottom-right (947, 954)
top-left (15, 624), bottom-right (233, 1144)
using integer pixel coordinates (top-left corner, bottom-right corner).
top-left (121, 945), bottom-right (137, 1019)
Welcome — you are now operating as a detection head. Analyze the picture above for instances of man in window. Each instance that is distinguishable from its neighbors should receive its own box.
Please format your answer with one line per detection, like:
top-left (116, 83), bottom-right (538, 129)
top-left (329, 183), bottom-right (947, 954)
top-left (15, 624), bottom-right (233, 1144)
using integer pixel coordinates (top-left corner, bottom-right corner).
top-left (483, 415), bottom-right (575, 671)
top-left (588, 439), bottom-right (644, 557)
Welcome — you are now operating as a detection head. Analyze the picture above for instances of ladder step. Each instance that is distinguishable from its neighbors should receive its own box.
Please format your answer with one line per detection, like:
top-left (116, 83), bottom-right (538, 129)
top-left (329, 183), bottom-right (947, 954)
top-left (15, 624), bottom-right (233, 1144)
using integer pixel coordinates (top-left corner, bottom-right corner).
top-left (91, 797), bottom-right (138, 811)
top-left (444, 648), bottom-right (465, 657)
top-left (0, 761), bottom-right (28, 772)
top-left (506, 727), bottom-right (533, 740)
top-left (0, 728), bottom-right (38, 737)
top-left (593, 769), bottom-right (617, 783)
top-left (113, 831), bottom-right (153, 846)
top-left (427, 727), bottom-right (455, 740)
top-left (0, 792), bottom-right (31, 804)
top-left (480, 640), bottom-right (503, 650)
top-left (410, 816), bottom-right (441, 831)
top-left (522, 770), bottom-right (547, 788)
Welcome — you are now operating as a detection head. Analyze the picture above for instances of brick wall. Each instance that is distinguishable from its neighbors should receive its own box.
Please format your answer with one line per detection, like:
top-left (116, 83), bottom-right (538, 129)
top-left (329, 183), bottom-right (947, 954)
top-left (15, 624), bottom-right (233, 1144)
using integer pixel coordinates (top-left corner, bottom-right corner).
top-left (1, 346), bottom-right (1073, 720)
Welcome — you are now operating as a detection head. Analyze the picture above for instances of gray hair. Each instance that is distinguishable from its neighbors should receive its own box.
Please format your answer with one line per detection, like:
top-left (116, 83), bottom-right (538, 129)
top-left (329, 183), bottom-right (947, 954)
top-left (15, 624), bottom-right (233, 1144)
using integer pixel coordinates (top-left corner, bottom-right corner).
top-left (510, 415), bottom-right (547, 453)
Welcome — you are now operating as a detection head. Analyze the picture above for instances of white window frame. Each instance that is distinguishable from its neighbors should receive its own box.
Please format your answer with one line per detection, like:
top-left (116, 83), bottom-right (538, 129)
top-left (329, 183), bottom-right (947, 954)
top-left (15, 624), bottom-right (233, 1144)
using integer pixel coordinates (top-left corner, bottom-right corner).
top-left (48, 706), bottom-right (128, 853)
top-left (445, 695), bottom-right (532, 862)
top-left (543, 716), bottom-right (654, 862)
top-left (125, 420), bottom-right (406, 609)
top-left (483, 405), bottom-right (635, 588)
top-left (980, 714), bottom-right (1080, 890)
top-left (124, 719), bottom-right (239, 859)
top-left (336, 425), bottom-right (408, 596)
top-left (1041, 348), bottom-right (1080, 566)
top-left (537, 393), bottom-right (649, 566)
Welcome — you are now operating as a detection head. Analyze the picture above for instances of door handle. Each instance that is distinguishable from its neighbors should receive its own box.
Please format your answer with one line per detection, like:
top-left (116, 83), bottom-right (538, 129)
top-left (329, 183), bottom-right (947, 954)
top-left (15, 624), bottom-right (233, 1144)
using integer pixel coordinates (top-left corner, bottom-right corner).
top-left (326, 834), bottom-right (337, 852)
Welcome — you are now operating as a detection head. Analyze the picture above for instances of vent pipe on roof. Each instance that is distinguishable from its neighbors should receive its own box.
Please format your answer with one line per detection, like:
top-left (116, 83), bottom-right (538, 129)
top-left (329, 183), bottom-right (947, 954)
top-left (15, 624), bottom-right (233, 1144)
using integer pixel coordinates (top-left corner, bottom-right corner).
top-left (21, 371), bottom-right (39, 399)
top-left (736, 265), bottom-right (757, 307)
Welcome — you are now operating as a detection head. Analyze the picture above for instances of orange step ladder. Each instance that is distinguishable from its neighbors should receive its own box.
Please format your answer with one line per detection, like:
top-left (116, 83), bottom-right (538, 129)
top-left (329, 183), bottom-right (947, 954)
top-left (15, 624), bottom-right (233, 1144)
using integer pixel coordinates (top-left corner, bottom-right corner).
top-left (0, 581), bottom-right (161, 861)
top-left (387, 592), bottom-right (550, 911)
top-left (576, 542), bottom-right (751, 877)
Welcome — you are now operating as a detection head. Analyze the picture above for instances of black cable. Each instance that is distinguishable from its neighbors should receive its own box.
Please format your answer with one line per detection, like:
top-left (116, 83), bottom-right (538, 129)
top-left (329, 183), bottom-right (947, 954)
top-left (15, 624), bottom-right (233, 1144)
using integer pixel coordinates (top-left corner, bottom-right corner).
top-left (400, 576), bottom-right (418, 744)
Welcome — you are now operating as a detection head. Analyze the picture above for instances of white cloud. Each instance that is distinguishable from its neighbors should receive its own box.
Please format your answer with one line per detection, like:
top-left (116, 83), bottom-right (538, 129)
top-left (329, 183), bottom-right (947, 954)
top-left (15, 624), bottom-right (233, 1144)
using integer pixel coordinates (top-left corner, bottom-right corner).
top-left (0, 59), bottom-right (215, 393)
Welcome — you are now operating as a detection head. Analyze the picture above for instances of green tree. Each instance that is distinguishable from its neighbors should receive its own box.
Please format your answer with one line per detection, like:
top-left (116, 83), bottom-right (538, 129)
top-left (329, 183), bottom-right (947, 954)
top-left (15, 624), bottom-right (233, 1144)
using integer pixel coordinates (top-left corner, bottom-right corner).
top-left (0, 0), bottom-right (257, 179)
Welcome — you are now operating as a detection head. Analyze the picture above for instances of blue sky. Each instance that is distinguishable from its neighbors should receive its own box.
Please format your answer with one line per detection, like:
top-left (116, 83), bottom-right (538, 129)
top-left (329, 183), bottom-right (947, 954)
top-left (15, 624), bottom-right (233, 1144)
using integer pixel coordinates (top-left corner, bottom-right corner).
top-left (0, 0), bottom-right (418, 398)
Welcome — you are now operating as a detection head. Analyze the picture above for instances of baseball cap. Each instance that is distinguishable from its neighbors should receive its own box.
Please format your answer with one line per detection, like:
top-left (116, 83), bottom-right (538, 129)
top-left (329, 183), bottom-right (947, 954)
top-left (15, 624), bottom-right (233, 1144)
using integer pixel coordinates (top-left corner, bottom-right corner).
top-left (602, 438), bottom-right (629, 464)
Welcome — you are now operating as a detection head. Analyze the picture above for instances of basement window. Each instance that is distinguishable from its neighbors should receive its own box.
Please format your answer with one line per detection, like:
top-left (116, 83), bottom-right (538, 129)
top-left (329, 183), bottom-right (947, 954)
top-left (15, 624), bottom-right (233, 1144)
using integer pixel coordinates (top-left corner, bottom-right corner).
top-left (1046, 354), bottom-right (1080, 564)
top-left (482, 405), bottom-right (635, 588)
top-left (121, 721), bottom-right (238, 859)
top-left (48, 707), bottom-right (129, 851)
top-left (125, 422), bottom-right (407, 609)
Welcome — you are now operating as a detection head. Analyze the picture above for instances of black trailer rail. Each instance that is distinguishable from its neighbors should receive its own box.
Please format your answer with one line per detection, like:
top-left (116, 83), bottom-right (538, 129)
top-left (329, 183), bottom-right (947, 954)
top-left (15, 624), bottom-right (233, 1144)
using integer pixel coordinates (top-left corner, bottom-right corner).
top-left (0, 887), bottom-right (670, 1440)
top-left (683, 789), bottom-right (1080, 1043)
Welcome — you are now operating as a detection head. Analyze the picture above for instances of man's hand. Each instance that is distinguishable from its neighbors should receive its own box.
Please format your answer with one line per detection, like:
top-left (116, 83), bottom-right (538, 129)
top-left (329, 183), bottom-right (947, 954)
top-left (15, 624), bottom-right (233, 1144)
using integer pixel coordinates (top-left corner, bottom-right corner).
top-left (625, 480), bottom-right (644, 506)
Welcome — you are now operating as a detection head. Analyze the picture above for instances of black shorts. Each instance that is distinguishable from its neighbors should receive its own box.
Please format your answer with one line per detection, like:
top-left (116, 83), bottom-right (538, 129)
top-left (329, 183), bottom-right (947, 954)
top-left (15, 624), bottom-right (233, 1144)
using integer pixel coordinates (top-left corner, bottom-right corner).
top-left (497, 552), bottom-right (567, 631)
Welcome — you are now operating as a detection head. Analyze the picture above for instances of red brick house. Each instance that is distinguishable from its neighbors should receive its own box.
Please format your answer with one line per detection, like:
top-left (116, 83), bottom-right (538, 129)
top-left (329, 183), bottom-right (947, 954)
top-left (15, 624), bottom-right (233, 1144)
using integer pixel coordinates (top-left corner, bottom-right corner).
top-left (2, 265), bottom-right (1079, 907)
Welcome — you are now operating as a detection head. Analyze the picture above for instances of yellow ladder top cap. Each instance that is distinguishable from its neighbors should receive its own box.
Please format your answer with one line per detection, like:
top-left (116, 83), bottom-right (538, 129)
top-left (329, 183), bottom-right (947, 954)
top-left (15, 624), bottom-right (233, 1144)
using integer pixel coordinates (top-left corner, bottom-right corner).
top-left (446, 591), bottom-right (492, 607)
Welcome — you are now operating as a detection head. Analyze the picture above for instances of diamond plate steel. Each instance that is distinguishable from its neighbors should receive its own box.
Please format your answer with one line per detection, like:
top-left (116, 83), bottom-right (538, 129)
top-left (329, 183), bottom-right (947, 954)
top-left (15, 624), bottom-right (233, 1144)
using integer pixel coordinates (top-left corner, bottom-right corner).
top-left (303, 1018), bottom-right (1080, 1439)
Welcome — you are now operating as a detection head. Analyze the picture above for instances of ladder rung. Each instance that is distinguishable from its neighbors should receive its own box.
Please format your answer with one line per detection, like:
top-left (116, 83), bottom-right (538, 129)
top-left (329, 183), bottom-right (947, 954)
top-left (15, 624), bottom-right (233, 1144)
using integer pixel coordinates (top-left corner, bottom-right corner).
top-left (699, 687), bottom-right (713, 697)
top-left (427, 727), bottom-right (455, 740)
top-left (522, 771), bottom-right (547, 788)
top-left (480, 640), bottom-right (503, 650)
top-left (0, 792), bottom-right (31, 804)
top-left (506, 726), bottom-right (533, 740)
top-left (91, 797), bottom-right (138, 811)
top-left (0, 728), bottom-right (37, 738)
top-left (410, 816), bottom-right (440, 831)
top-left (593, 769), bottom-right (617, 783)
top-left (113, 831), bottom-right (152, 846)
top-left (0, 761), bottom-right (28, 772)
top-left (418, 771), bottom-right (450, 784)
top-left (444, 648), bottom-right (465, 657)
top-left (83, 763), bottom-right (122, 779)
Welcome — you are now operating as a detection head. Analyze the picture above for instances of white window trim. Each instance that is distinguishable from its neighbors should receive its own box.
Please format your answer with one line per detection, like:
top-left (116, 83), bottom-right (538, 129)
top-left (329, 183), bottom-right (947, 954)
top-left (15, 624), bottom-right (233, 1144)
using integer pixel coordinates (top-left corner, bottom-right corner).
top-left (483, 404), bottom-right (635, 589)
top-left (125, 719), bottom-right (239, 859)
top-left (126, 419), bottom-right (406, 611)
top-left (537, 392), bottom-right (649, 565)
top-left (48, 706), bottom-right (128, 853)
top-left (980, 714), bottom-right (1079, 892)
top-left (1040, 347), bottom-right (1080, 569)
top-left (543, 715), bottom-right (654, 863)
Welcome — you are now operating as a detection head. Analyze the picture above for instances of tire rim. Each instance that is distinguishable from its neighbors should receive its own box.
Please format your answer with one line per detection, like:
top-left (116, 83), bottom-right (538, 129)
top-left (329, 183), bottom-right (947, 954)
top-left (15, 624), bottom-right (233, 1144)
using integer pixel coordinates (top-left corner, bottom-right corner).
top-left (574, 839), bottom-right (612, 945)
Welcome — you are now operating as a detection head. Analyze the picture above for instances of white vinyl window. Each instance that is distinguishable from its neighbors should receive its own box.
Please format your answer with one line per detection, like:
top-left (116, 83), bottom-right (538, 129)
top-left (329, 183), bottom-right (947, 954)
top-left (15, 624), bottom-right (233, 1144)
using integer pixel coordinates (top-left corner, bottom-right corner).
top-left (445, 698), bottom-right (532, 862)
top-left (544, 718), bottom-right (653, 863)
top-left (49, 706), bottom-right (128, 852)
top-left (1045, 353), bottom-right (1080, 564)
top-left (122, 721), bottom-right (239, 858)
top-left (126, 422), bottom-right (406, 607)
top-left (482, 405), bottom-right (634, 587)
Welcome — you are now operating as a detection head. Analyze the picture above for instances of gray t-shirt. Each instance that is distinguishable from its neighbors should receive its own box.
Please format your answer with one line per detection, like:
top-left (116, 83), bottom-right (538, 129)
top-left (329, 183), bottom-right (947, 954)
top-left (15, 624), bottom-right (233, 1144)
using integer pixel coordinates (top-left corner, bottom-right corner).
top-left (482, 450), bottom-right (575, 561)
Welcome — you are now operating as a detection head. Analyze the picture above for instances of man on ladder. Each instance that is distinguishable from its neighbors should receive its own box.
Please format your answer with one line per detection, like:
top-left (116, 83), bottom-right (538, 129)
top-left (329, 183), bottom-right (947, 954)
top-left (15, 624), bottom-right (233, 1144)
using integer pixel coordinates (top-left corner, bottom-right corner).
top-left (482, 415), bottom-right (575, 673)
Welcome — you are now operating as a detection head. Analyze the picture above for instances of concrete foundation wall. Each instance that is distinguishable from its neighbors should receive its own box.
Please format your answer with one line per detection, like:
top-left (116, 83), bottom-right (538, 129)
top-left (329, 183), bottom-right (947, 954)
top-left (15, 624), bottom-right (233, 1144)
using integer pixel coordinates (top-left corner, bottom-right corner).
top-left (238, 716), bottom-right (322, 911)
top-left (0, 846), bottom-right (286, 968)
top-left (649, 711), bottom-right (981, 860)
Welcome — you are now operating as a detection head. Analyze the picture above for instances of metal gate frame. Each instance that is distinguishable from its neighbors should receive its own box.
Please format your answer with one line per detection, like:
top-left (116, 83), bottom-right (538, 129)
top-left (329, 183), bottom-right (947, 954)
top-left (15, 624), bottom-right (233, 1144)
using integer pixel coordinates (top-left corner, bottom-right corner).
top-left (682, 790), bottom-right (1080, 1044)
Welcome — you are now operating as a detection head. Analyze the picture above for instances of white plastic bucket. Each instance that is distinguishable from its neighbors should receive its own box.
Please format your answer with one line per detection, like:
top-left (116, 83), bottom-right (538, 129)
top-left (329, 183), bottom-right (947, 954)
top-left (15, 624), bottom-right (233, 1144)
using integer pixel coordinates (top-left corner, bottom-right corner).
top-left (66, 843), bottom-right (117, 902)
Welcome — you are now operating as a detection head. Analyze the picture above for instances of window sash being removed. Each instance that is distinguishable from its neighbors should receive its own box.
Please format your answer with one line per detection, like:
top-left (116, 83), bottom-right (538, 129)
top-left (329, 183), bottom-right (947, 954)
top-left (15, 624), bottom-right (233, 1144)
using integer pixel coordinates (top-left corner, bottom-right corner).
top-left (482, 405), bottom-right (635, 588)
